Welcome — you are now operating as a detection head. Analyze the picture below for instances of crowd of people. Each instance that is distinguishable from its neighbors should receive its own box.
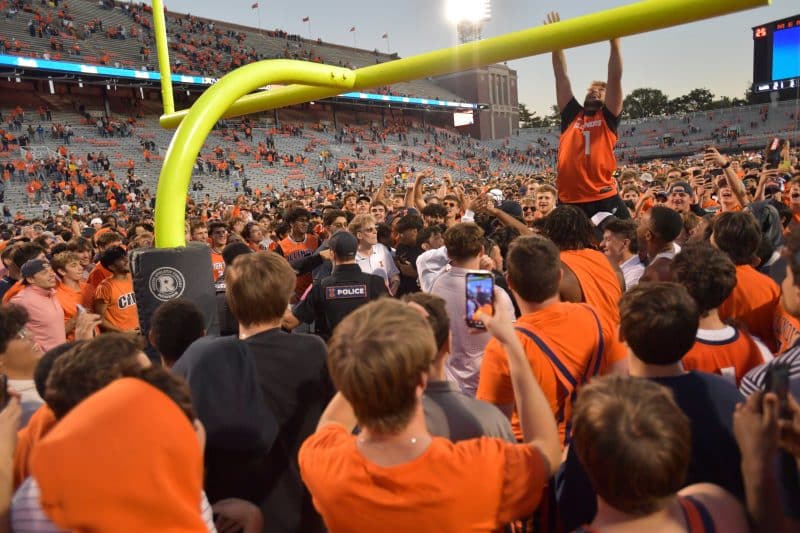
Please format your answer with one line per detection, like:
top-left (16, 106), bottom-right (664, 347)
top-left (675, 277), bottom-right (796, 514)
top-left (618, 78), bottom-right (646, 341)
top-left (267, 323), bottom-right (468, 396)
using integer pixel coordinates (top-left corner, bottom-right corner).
top-left (0, 10), bottom-right (800, 533)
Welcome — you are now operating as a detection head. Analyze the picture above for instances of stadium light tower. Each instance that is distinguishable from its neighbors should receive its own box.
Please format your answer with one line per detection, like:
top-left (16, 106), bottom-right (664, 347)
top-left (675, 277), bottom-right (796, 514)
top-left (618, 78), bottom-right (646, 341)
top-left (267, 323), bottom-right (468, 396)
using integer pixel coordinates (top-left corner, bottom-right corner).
top-left (445, 0), bottom-right (491, 44)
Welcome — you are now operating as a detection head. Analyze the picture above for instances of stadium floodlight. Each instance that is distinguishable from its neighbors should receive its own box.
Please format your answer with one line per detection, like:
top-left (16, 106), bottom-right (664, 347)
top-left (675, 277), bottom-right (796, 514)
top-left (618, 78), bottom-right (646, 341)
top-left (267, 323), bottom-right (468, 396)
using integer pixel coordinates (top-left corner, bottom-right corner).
top-left (445, 0), bottom-right (491, 24)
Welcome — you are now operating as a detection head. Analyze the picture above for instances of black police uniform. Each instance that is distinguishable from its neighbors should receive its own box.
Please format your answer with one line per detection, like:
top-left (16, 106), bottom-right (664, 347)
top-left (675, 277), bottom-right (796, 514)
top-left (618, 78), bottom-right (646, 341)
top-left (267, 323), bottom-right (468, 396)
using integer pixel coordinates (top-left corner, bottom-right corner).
top-left (292, 263), bottom-right (388, 339)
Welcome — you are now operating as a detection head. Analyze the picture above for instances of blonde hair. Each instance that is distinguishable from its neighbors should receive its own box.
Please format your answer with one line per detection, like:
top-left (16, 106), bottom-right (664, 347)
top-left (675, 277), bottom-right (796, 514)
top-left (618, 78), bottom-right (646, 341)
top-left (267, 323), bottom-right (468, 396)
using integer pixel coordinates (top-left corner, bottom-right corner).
top-left (348, 214), bottom-right (376, 235)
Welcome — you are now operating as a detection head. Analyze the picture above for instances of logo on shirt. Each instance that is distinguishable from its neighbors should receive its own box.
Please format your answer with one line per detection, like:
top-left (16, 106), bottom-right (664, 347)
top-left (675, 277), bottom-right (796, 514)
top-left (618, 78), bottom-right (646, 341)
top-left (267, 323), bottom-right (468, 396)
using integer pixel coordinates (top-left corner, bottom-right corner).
top-left (148, 267), bottom-right (186, 302)
top-left (117, 292), bottom-right (137, 309)
top-left (326, 284), bottom-right (367, 299)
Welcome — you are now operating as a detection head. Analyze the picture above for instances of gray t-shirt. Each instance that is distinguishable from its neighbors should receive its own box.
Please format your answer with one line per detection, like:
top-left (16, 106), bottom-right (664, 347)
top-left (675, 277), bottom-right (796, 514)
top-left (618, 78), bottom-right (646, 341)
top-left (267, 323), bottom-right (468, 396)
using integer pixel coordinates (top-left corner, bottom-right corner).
top-left (423, 380), bottom-right (515, 443)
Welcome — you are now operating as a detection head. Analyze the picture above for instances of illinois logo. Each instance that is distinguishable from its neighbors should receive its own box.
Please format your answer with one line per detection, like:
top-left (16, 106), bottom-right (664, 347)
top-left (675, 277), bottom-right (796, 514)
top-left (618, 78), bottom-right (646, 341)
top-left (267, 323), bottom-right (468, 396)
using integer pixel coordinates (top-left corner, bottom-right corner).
top-left (149, 267), bottom-right (186, 302)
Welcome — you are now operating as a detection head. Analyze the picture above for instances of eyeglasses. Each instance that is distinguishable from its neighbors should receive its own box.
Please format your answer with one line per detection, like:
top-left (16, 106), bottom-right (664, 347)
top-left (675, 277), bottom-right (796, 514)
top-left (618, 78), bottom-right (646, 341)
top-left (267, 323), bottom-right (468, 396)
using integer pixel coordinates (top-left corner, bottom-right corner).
top-left (522, 206), bottom-right (536, 212)
top-left (443, 202), bottom-right (458, 208)
top-left (360, 227), bottom-right (378, 233)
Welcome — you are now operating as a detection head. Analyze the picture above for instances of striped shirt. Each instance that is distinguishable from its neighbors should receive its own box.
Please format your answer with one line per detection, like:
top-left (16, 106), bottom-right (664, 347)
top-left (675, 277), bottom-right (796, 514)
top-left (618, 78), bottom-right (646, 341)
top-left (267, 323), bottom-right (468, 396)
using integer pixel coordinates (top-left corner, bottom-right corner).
top-left (11, 477), bottom-right (217, 532)
top-left (739, 340), bottom-right (800, 397)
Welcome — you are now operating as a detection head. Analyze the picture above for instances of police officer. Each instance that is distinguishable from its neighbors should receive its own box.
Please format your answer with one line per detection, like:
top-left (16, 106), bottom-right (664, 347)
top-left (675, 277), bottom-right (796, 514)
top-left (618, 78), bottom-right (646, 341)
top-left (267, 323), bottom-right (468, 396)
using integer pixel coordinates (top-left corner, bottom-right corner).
top-left (283, 231), bottom-right (388, 339)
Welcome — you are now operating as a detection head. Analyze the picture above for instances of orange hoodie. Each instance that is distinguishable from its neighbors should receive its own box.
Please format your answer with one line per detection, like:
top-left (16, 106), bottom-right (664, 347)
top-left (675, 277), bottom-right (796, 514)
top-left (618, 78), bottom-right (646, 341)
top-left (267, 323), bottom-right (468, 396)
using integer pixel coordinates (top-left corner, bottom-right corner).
top-left (13, 405), bottom-right (56, 489)
top-left (30, 378), bottom-right (206, 532)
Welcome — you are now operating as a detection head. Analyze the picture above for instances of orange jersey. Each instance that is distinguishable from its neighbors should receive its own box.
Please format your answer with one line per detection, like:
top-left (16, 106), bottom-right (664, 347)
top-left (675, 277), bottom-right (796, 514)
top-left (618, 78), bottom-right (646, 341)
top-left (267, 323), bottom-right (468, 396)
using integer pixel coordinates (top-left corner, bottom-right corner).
top-left (557, 98), bottom-right (619, 204)
top-left (773, 303), bottom-right (800, 354)
top-left (95, 276), bottom-right (139, 332)
top-left (560, 249), bottom-right (622, 327)
top-left (718, 265), bottom-right (779, 353)
top-left (279, 234), bottom-right (319, 297)
top-left (210, 251), bottom-right (225, 282)
top-left (477, 302), bottom-right (626, 445)
top-left (682, 327), bottom-right (769, 386)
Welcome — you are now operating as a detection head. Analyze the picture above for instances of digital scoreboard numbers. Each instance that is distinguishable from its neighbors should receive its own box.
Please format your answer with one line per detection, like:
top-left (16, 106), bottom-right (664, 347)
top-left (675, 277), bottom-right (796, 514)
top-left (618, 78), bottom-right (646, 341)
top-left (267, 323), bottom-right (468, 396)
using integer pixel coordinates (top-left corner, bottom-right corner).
top-left (753, 14), bottom-right (800, 93)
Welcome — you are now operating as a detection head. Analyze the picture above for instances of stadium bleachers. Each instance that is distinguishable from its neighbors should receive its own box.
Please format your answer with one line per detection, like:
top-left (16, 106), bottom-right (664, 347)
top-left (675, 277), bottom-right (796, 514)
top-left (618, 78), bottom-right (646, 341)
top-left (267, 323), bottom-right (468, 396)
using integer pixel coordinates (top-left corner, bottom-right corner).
top-left (0, 0), bottom-right (463, 102)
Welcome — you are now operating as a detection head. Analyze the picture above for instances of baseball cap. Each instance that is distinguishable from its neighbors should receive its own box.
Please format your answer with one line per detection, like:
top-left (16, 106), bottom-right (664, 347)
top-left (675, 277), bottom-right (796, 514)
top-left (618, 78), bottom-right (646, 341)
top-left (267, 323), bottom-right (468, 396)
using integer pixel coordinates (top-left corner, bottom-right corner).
top-left (21, 259), bottom-right (50, 279)
top-left (90, 217), bottom-right (103, 225)
top-left (499, 200), bottom-right (523, 219)
top-left (667, 181), bottom-right (692, 195)
top-left (328, 231), bottom-right (358, 258)
top-left (639, 172), bottom-right (654, 183)
top-left (590, 212), bottom-right (616, 229)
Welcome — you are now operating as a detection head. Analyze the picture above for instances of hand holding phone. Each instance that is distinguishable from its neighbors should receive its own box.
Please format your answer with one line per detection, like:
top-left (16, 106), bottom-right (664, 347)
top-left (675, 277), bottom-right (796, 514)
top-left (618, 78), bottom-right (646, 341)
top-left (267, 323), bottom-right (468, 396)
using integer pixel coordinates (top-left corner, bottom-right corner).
top-left (465, 271), bottom-right (495, 329)
top-left (765, 363), bottom-right (791, 420)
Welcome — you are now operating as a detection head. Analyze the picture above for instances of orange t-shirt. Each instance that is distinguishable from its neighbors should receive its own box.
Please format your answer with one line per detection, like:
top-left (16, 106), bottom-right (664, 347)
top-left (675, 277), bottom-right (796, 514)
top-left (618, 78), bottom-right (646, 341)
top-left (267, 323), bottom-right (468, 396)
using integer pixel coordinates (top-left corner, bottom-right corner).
top-left (718, 265), bottom-right (780, 353)
top-left (279, 234), bottom-right (319, 297)
top-left (299, 424), bottom-right (548, 532)
top-left (54, 281), bottom-right (88, 339)
top-left (773, 303), bottom-right (800, 354)
top-left (557, 98), bottom-right (619, 204)
top-left (477, 302), bottom-right (626, 445)
top-left (210, 251), bottom-right (225, 282)
top-left (95, 276), bottom-right (139, 332)
top-left (2, 280), bottom-right (23, 304)
top-left (682, 327), bottom-right (768, 386)
top-left (86, 263), bottom-right (113, 291)
top-left (560, 249), bottom-right (622, 327)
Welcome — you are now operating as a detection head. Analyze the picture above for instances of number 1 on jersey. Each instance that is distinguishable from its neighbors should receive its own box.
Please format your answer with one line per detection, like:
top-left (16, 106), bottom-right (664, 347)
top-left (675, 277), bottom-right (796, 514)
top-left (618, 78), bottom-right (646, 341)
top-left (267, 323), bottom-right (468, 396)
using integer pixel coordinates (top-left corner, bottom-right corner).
top-left (583, 130), bottom-right (591, 156)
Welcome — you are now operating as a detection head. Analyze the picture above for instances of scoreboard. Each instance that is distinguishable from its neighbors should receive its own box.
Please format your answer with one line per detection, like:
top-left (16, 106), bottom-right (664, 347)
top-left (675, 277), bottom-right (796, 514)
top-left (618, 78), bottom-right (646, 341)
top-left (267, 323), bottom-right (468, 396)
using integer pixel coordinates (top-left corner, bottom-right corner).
top-left (753, 14), bottom-right (800, 93)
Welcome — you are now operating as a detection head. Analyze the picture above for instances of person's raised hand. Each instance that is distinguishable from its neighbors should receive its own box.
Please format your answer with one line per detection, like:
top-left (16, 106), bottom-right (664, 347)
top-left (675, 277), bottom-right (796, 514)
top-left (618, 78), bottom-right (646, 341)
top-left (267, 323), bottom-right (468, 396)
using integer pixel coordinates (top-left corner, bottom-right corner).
top-left (733, 391), bottom-right (780, 463)
top-left (704, 146), bottom-right (727, 168)
top-left (74, 312), bottom-right (101, 340)
top-left (544, 12), bottom-right (560, 25)
top-left (475, 289), bottom-right (516, 345)
top-left (471, 194), bottom-right (498, 215)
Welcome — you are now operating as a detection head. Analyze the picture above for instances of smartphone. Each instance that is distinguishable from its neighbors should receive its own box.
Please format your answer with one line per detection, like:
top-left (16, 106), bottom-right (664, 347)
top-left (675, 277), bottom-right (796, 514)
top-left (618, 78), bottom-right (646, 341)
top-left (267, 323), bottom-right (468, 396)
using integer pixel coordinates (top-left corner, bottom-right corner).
top-left (76, 304), bottom-right (86, 315)
top-left (465, 271), bottom-right (494, 329)
top-left (765, 363), bottom-right (791, 420)
top-left (0, 375), bottom-right (8, 410)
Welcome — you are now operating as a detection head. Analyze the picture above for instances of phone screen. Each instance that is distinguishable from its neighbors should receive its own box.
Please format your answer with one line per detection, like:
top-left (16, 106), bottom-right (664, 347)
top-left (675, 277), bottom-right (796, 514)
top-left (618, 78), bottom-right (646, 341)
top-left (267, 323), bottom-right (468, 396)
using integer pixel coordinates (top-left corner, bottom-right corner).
top-left (465, 271), bottom-right (494, 329)
top-left (765, 363), bottom-right (791, 419)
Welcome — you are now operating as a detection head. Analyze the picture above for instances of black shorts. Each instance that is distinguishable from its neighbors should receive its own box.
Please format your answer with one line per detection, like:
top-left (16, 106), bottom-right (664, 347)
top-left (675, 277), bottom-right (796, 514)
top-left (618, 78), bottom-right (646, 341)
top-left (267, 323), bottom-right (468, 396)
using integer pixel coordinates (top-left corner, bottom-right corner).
top-left (562, 194), bottom-right (631, 220)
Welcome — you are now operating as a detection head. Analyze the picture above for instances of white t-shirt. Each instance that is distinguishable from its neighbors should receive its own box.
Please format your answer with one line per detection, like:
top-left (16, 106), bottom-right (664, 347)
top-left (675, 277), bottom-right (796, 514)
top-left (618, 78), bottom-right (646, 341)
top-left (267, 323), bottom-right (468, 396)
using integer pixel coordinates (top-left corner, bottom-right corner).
top-left (355, 244), bottom-right (399, 286)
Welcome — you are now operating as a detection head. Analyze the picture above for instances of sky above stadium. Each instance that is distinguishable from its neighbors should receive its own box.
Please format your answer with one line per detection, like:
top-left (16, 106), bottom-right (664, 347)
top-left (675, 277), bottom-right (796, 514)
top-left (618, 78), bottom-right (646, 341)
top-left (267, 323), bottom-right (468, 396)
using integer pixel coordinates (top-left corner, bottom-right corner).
top-left (147, 0), bottom-right (800, 117)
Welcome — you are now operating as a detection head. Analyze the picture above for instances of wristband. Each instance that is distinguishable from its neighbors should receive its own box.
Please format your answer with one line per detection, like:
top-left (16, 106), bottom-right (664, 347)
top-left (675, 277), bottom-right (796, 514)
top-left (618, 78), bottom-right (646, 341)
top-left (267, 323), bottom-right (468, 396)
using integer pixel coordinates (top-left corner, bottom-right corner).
top-left (721, 160), bottom-right (732, 170)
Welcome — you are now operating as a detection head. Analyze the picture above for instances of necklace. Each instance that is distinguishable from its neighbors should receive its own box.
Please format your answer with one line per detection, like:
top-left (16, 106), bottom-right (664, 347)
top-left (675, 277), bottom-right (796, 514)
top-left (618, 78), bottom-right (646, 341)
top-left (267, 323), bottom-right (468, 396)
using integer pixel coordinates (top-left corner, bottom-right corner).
top-left (357, 435), bottom-right (422, 446)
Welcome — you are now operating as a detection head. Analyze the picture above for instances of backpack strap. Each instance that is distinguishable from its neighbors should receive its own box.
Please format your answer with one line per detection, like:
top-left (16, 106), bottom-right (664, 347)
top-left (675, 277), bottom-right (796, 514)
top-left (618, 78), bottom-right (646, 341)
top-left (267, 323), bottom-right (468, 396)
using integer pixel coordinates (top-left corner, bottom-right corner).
top-left (514, 305), bottom-right (605, 444)
top-left (679, 496), bottom-right (716, 533)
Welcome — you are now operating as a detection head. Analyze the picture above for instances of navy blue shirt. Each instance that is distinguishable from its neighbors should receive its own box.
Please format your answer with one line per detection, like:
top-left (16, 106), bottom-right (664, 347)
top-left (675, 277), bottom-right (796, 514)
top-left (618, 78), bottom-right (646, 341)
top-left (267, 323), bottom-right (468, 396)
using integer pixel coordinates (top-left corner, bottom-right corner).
top-left (557, 372), bottom-right (745, 531)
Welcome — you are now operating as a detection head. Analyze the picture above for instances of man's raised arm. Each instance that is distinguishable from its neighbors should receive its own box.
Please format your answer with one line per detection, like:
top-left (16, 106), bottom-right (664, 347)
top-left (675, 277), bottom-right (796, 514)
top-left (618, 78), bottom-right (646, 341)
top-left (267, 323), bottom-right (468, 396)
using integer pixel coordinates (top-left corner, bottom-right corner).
top-left (605, 38), bottom-right (623, 117)
top-left (546, 12), bottom-right (573, 112)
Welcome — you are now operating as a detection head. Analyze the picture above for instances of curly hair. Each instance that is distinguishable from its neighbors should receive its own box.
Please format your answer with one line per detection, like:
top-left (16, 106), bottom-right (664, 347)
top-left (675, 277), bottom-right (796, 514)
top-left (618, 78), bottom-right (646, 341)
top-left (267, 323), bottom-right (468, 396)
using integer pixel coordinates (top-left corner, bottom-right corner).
top-left (0, 304), bottom-right (28, 354)
top-left (45, 334), bottom-right (147, 420)
top-left (540, 205), bottom-right (596, 251)
top-left (671, 242), bottom-right (737, 315)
